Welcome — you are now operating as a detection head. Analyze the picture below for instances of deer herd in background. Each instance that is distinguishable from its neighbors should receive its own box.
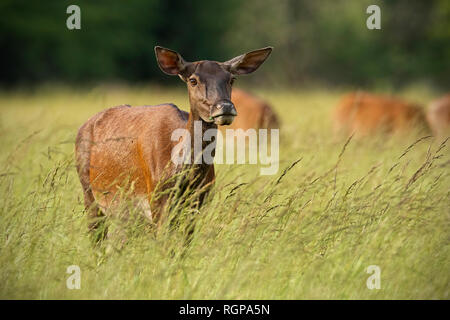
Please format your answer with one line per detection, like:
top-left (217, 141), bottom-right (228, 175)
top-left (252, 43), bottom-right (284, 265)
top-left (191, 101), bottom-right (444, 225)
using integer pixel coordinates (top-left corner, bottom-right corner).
top-left (332, 91), bottom-right (450, 138)
top-left (230, 89), bottom-right (450, 139)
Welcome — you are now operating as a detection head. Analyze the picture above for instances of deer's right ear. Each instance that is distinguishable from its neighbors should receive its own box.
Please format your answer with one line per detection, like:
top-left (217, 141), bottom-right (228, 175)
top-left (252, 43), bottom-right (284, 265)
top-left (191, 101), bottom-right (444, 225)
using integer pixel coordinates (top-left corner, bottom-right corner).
top-left (155, 46), bottom-right (189, 76)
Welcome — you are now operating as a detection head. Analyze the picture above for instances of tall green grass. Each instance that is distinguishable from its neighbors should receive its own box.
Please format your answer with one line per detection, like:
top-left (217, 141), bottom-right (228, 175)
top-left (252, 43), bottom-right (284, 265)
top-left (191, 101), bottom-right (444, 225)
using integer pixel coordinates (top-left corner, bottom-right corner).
top-left (0, 86), bottom-right (448, 299)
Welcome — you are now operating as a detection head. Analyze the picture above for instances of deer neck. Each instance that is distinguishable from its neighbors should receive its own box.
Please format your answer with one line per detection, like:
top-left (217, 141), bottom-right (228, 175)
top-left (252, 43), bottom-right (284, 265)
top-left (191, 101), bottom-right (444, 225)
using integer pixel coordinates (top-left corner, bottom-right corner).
top-left (185, 105), bottom-right (217, 166)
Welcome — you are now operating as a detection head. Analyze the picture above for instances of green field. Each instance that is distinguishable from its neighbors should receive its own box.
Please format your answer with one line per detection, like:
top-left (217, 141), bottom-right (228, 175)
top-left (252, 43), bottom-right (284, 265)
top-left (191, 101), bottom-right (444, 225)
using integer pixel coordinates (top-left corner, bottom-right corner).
top-left (0, 85), bottom-right (448, 299)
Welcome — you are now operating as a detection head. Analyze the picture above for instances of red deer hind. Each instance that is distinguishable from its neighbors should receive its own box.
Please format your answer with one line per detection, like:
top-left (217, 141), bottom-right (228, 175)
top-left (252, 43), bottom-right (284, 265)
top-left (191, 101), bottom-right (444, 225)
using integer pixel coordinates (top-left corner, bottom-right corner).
top-left (75, 46), bottom-right (273, 232)
top-left (332, 91), bottom-right (428, 137)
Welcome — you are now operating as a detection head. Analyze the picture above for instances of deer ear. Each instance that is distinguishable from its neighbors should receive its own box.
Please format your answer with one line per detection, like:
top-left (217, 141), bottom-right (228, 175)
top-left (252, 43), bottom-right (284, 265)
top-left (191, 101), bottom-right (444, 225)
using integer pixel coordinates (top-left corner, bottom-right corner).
top-left (223, 47), bottom-right (273, 75)
top-left (155, 46), bottom-right (190, 76)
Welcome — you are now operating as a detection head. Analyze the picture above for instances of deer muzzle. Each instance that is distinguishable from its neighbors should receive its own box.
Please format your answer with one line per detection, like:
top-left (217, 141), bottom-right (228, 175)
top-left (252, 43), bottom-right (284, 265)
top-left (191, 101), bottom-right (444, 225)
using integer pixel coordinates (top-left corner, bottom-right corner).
top-left (210, 100), bottom-right (237, 125)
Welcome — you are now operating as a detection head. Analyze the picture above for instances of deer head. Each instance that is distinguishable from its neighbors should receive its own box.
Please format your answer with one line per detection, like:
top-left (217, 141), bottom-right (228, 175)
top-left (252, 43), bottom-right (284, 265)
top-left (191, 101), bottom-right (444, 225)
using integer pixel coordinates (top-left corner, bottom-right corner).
top-left (155, 46), bottom-right (273, 126)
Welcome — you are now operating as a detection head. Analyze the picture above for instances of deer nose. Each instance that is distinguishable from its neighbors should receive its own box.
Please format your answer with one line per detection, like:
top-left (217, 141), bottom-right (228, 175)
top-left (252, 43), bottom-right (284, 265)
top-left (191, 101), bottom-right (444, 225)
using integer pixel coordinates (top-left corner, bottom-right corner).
top-left (210, 100), bottom-right (237, 125)
top-left (212, 100), bottom-right (237, 117)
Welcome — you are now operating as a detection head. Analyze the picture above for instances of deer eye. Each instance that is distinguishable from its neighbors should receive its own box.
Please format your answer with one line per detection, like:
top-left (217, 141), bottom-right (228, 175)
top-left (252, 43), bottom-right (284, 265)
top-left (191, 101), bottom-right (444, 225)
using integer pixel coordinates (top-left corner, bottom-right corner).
top-left (189, 78), bottom-right (198, 86)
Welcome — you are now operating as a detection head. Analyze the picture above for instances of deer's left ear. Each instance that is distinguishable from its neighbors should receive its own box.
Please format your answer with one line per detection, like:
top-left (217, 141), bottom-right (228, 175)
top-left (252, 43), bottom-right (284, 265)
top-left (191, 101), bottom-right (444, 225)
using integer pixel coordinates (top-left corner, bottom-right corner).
top-left (223, 47), bottom-right (273, 75)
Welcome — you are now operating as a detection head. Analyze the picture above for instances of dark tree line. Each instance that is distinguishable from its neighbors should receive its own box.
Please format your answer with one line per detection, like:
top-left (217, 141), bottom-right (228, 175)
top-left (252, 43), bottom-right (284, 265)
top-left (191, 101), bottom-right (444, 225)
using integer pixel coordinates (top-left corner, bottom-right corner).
top-left (1, 0), bottom-right (449, 88)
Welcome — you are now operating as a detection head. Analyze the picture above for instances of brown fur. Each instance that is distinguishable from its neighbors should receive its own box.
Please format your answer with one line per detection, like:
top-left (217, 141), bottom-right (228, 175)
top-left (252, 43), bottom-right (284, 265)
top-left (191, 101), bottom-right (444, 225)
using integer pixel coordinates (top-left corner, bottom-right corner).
top-left (220, 88), bottom-right (279, 132)
top-left (75, 104), bottom-right (210, 225)
top-left (332, 91), bottom-right (428, 137)
top-left (426, 94), bottom-right (450, 138)
top-left (75, 46), bottom-right (272, 231)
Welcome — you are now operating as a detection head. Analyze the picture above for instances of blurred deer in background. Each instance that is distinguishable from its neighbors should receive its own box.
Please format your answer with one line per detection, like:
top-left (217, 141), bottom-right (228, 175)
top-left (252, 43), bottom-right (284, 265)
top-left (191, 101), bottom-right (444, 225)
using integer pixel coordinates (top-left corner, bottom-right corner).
top-left (75, 46), bottom-right (273, 234)
top-left (332, 91), bottom-right (428, 137)
top-left (426, 94), bottom-right (450, 139)
top-left (220, 88), bottom-right (279, 133)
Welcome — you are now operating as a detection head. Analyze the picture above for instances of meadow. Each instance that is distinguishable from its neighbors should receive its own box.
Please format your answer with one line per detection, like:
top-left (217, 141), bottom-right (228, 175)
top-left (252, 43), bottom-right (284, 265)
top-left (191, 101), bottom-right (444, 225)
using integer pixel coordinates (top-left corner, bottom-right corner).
top-left (0, 85), bottom-right (448, 299)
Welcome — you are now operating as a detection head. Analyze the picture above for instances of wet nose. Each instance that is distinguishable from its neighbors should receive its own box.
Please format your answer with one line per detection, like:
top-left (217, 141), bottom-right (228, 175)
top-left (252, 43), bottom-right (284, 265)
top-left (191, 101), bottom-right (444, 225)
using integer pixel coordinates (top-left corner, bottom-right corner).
top-left (212, 100), bottom-right (237, 117)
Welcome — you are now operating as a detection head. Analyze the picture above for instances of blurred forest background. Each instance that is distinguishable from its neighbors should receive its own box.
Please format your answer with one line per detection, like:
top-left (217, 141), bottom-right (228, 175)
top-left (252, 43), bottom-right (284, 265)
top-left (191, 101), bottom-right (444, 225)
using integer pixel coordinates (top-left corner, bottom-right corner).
top-left (1, 0), bottom-right (449, 89)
